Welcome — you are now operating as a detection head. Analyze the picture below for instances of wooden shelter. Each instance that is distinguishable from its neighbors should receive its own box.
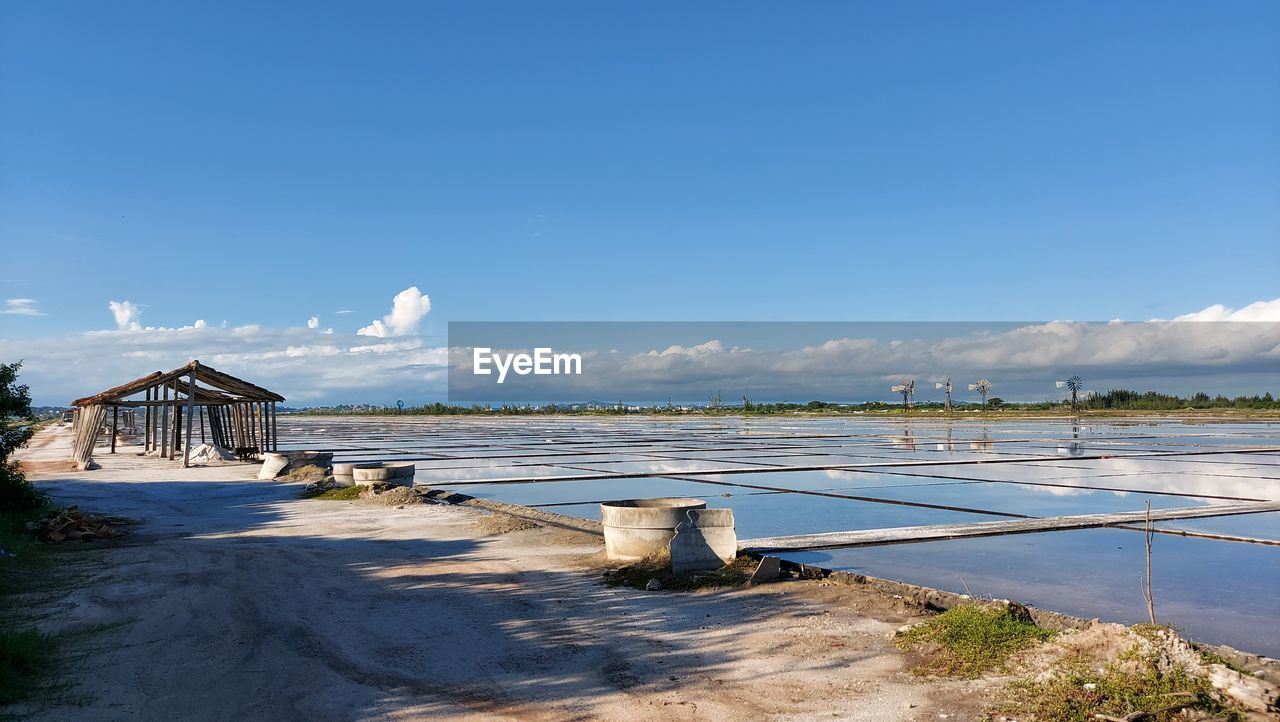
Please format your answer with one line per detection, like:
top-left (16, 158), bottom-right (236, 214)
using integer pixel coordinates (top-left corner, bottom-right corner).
top-left (71, 360), bottom-right (285, 470)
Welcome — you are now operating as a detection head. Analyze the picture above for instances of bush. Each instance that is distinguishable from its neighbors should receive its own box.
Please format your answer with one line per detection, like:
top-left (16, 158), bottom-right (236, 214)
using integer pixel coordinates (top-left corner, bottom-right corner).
top-left (1, 361), bottom-right (44, 513)
top-left (0, 460), bottom-right (43, 514)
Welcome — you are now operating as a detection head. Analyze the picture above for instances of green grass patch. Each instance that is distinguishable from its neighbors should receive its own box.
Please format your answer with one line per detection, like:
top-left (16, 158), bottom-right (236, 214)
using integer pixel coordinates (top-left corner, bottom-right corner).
top-left (301, 485), bottom-right (363, 500)
top-left (895, 603), bottom-right (1055, 678)
top-left (0, 506), bottom-right (60, 707)
top-left (999, 651), bottom-right (1242, 722)
top-left (0, 625), bottom-right (56, 705)
top-left (603, 549), bottom-right (758, 591)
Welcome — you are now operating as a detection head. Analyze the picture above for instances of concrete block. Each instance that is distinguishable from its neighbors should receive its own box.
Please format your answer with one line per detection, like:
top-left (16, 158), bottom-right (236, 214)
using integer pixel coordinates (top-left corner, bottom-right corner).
top-left (670, 524), bottom-right (737, 575)
top-left (257, 453), bottom-right (291, 480)
top-left (747, 556), bottom-right (781, 586)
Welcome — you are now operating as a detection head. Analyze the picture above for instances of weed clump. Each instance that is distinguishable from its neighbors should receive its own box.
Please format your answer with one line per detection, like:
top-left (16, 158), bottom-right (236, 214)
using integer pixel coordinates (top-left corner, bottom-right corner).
top-left (281, 464), bottom-right (330, 483)
top-left (895, 603), bottom-right (1054, 678)
top-left (999, 648), bottom-right (1242, 722)
top-left (301, 485), bottom-right (363, 500)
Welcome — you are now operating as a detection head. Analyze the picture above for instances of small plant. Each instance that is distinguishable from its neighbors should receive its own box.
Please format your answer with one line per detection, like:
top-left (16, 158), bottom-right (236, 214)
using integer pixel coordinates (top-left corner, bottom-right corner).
top-left (895, 603), bottom-right (1054, 678)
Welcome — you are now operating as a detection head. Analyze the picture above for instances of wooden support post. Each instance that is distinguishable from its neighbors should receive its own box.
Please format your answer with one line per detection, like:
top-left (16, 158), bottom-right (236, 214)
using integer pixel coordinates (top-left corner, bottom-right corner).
top-left (150, 386), bottom-right (158, 452)
top-left (144, 388), bottom-right (151, 452)
top-left (271, 402), bottom-right (278, 451)
top-left (259, 401), bottom-right (267, 453)
top-left (249, 403), bottom-right (258, 452)
top-left (183, 372), bottom-right (196, 468)
top-left (248, 402), bottom-right (256, 452)
top-left (171, 400), bottom-right (181, 460)
top-left (110, 405), bottom-right (118, 454)
top-left (160, 384), bottom-right (169, 459)
top-left (200, 406), bottom-right (206, 444)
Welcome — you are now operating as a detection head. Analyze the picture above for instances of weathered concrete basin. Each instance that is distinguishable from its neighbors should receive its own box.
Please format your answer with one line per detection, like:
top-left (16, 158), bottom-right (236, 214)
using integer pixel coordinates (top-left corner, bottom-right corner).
top-left (331, 462), bottom-right (356, 488)
top-left (351, 462), bottom-right (415, 487)
top-left (600, 497), bottom-right (707, 561)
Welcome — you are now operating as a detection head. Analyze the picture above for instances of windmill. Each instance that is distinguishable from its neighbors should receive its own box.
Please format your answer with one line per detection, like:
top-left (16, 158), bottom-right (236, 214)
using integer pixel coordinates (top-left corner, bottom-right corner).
top-left (891, 380), bottom-right (915, 410)
top-left (968, 379), bottom-right (993, 409)
top-left (1057, 375), bottom-right (1084, 410)
top-left (935, 378), bottom-right (953, 413)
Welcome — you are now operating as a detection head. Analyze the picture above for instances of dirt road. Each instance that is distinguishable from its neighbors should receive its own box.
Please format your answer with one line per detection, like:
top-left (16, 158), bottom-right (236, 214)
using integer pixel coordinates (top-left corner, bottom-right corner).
top-left (8, 427), bottom-right (981, 721)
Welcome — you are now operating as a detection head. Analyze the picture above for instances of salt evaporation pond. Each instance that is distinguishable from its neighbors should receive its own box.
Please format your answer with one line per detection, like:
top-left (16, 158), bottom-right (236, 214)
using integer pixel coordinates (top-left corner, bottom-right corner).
top-left (279, 415), bottom-right (1280, 656)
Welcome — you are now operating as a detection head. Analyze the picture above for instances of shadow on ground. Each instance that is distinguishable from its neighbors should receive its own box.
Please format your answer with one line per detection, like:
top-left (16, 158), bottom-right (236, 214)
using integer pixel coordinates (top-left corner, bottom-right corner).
top-left (6, 474), bottom-right (892, 721)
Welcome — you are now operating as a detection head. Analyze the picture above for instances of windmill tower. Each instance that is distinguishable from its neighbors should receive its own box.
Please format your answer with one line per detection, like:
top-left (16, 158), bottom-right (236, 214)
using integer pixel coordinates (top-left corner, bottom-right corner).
top-left (1057, 375), bottom-right (1083, 410)
top-left (969, 379), bottom-right (993, 410)
top-left (891, 380), bottom-right (916, 411)
top-left (935, 378), bottom-right (952, 413)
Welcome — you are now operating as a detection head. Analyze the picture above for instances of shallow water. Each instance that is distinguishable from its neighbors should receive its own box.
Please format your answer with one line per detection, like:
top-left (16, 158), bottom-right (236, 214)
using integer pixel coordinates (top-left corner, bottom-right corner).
top-left (281, 415), bottom-right (1280, 655)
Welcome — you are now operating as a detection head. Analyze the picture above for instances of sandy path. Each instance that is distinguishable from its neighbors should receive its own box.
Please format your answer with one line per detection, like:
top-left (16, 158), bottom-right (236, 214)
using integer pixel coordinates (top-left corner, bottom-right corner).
top-left (7, 427), bottom-right (979, 721)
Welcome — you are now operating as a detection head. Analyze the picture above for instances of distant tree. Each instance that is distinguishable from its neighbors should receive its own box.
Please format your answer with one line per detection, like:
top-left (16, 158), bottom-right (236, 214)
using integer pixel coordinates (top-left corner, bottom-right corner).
top-left (987, 397), bottom-right (1004, 409)
top-left (1, 361), bottom-right (44, 513)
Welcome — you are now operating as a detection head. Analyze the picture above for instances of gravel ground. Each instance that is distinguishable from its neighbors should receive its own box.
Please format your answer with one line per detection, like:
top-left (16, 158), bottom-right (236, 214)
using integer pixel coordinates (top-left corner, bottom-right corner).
top-left (6, 426), bottom-right (990, 721)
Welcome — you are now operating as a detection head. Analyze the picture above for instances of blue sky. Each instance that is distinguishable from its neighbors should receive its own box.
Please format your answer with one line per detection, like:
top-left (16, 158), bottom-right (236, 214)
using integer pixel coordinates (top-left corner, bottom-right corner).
top-left (2, 2), bottom-right (1278, 404)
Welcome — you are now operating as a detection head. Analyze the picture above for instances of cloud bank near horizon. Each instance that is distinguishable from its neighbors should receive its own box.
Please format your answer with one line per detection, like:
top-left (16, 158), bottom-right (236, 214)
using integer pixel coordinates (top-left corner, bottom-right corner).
top-left (1, 295), bottom-right (1277, 406)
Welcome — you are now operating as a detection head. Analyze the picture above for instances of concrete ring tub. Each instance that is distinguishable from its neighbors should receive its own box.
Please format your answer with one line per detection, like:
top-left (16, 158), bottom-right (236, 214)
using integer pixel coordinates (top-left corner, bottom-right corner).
top-left (331, 462), bottom-right (357, 488)
top-left (351, 462), bottom-right (416, 487)
top-left (600, 498), bottom-right (707, 561)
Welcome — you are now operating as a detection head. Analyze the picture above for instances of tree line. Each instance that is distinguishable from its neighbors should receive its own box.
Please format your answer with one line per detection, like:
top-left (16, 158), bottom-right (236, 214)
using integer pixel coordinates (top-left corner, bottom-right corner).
top-left (294, 389), bottom-right (1279, 416)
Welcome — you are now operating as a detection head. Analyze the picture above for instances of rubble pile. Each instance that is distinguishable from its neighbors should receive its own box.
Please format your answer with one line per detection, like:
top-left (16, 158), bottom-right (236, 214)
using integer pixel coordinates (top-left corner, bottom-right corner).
top-left (28, 506), bottom-right (135, 543)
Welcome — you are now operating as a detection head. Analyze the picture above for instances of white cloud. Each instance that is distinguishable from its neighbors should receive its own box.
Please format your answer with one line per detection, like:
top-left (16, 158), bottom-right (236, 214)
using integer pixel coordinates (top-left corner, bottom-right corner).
top-left (1169, 298), bottom-right (1280, 323)
top-left (8, 295), bottom-right (1277, 406)
top-left (8, 300), bottom-right (446, 405)
top-left (449, 299), bottom-right (1280, 401)
top-left (357, 286), bottom-right (431, 337)
top-left (0, 298), bottom-right (44, 316)
top-left (307, 316), bottom-right (320, 329)
top-left (108, 300), bottom-right (141, 330)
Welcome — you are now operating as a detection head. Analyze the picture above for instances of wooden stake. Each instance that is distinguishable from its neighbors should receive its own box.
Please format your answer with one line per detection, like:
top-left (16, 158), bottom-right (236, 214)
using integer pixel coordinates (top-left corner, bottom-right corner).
top-left (110, 405), bottom-right (118, 454)
top-left (1143, 499), bottom-right (1157, 625)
